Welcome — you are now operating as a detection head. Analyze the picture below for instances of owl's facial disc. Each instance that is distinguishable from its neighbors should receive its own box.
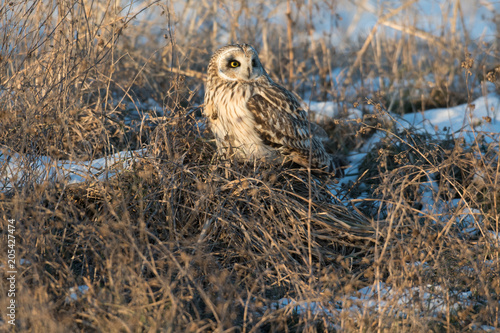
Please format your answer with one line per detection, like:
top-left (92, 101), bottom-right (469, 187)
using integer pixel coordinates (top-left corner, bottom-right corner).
top-left (217, 47), bottom-right (264, 82)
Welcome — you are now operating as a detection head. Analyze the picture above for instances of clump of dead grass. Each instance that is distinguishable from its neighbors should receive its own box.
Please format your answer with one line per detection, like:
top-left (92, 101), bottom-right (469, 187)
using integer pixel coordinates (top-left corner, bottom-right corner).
top-left (1, 107), bottom-right (380, 331)
top-left (343, 103), bottom-right (500, 331)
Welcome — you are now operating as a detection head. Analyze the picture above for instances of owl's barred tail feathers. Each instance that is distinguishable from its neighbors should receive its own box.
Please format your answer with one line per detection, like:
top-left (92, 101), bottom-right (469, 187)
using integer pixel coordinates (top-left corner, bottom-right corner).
top-left (303, 150), bottom-right (345, 178)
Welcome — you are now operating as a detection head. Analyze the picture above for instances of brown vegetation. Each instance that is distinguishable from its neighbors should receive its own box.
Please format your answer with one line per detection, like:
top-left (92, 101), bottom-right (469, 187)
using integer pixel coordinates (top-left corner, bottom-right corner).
top-left (0, 0), bottom-right (499, 331)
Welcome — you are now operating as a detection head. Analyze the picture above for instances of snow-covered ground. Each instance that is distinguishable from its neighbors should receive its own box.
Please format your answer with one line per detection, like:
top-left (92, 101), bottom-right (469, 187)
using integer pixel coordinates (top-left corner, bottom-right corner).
top-left (400, 94), bottom-right (500, 141)
top-left (0, 149), bottom-right (145, 192)
top-left (338, 93), bottom-right (500, 181)
top-left (309, 93), bottom-right (500, 139)
top-left (336, 93), bottom-right (500, 241)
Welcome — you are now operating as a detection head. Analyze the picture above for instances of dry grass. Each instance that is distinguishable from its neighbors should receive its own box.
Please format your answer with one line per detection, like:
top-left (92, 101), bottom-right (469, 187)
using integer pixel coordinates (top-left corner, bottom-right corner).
top-left (1, 0), bottom-right (499, 332)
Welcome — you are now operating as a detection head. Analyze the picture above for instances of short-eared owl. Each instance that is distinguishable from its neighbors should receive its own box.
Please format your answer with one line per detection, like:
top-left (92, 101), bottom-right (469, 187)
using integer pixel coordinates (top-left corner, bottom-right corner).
top-left (204, 43), bottom-right (339, 175)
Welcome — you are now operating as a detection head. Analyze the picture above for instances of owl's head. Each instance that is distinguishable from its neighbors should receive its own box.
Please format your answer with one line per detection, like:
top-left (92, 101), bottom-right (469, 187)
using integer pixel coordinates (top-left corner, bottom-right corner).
top-left (208, 44), bottom-right (267, 82)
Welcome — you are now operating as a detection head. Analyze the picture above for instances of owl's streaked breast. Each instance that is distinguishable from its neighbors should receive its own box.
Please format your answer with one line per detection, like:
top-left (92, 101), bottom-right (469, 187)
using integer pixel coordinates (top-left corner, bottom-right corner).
top-left (207, 83), bottom-right (276, 161)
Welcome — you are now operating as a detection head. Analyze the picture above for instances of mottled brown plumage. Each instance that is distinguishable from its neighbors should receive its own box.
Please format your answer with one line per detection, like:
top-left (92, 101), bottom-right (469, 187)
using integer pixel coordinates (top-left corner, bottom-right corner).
top-left (204, 43), bottom-right (339, 175)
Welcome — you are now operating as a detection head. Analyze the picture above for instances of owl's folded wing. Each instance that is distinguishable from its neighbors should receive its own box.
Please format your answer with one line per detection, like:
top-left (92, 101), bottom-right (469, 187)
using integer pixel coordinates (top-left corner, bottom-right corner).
top-left (246, 85), bottom-right (336, 173)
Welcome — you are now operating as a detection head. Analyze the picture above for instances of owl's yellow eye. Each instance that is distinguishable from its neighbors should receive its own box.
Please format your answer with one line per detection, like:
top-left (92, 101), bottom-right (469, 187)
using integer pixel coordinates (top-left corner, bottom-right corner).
top-left (229, 60), bottom-right (240, 68)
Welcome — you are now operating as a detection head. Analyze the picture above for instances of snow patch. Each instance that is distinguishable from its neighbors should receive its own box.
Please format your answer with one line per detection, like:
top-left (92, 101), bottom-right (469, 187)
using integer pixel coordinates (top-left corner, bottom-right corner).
top-left (66, 285), bottom-right (90, 303)
top-left (1, 149), bottom-right (145, 192)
